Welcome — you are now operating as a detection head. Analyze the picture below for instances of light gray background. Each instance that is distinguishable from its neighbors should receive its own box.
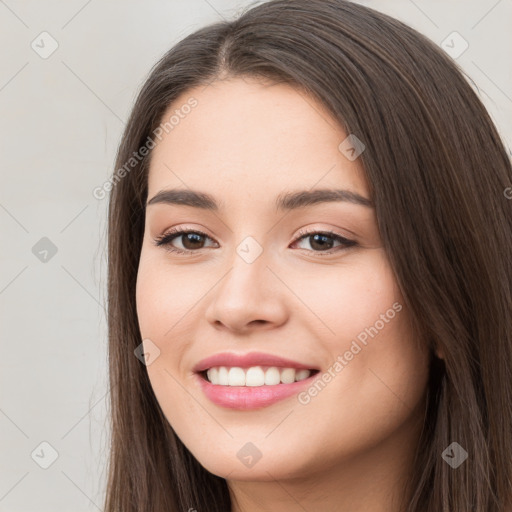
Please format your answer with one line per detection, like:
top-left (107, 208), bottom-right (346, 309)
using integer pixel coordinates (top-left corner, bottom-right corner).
top-left (0, 1), bottom-right (510, 510)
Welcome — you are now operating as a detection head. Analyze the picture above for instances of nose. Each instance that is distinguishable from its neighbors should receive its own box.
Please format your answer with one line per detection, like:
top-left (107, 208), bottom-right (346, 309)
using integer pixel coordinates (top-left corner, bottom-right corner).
top-left (204, 248), bottom-right (288, 334)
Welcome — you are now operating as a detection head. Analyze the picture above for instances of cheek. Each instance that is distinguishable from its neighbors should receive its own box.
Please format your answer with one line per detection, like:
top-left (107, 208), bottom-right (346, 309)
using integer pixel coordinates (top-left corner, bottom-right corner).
top-left (296, 250), bottom-right (403, 346)
top-left (135, 254), bottom-right (202, 430)
top-left (134, 252), bottom-right (192, 389)
top-left (135, 251), bottom-right (207, 339)
top-left (294, 252), bottom-right (429, 429)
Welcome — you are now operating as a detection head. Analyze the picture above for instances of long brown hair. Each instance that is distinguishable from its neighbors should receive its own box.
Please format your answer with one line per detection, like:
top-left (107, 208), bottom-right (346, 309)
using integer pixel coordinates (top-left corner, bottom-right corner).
top-left (104, 1), bottom-right (512, 510)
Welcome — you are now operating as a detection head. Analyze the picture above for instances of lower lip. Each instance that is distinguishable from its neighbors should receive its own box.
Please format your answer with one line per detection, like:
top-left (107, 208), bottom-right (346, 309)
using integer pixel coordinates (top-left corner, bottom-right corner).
top-left (195, 372), bottom-right (318, 410)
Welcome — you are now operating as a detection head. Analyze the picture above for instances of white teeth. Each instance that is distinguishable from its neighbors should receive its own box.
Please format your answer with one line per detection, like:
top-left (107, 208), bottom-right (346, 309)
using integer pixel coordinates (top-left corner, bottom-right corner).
top-left (280, 368), bottom-right (296, 384)
top-left (228, 367), bottom-right (246, 386)
top-left (217, 367), bottom-right (229, 385)
top-left (245, 366), bottom-right (265, 386)
top-left (264, 367), bottom-right (281, 386)
top-left (205, 366), bottom-right (313, 386)
top-left (295, 369), bottom-right (311, 381)
top-left (207, 367), bottom-right (218, 384)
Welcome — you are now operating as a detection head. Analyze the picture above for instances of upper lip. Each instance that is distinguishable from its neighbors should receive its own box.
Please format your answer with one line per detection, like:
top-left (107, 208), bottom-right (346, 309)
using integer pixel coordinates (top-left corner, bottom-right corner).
top-left (193, 351), bottom-right (319, 373)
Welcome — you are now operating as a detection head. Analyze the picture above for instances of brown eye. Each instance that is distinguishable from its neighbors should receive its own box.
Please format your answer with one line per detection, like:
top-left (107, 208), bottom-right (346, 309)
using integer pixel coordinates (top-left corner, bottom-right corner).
top-left (154, 227), bottom-right (357, 256)
top-left (154, 229), bottom-right (217, 254)
top-left (306, 233), bottom-right (336, 251)
top-left (178, 232), bottom-right (207, 250)
top-left (292, 229), bottom-right (357, 255)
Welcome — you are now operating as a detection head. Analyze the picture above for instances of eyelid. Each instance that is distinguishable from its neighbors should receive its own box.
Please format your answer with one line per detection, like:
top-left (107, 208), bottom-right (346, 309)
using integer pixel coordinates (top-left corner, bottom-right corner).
top-left (153, 225), bottom-right (357, 255)
top-left (294, 226), bottom-right (355, 244)
top-left (153, 226), bottom-right (216, 251)
top-left (291, 227), bottom-right (357, 255)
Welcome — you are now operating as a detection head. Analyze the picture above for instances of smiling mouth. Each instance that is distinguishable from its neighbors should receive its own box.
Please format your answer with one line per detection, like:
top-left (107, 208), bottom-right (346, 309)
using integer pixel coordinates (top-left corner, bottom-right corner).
top-left (198, 366), bottom-right (320, 387)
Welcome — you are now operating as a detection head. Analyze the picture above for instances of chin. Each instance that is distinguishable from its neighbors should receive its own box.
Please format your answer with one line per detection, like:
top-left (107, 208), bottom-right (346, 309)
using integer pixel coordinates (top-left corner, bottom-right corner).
top-left (186, 437), bottom-right (312, 482)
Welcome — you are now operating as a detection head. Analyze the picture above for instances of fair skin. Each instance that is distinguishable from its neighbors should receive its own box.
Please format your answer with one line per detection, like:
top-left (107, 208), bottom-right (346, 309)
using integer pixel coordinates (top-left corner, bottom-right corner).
top-left (135, 76), bottom-right (431, 512)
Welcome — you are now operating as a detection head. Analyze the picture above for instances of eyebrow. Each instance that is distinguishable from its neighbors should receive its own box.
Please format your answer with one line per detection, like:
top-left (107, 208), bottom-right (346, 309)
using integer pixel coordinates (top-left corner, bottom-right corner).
top-left (146, 187), bottom-right (374, 211)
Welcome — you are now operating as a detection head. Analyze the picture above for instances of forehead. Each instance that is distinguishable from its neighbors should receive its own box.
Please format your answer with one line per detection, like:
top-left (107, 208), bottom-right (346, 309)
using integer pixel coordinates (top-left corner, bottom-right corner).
top-left (147, 77), bottom-right (369, 206)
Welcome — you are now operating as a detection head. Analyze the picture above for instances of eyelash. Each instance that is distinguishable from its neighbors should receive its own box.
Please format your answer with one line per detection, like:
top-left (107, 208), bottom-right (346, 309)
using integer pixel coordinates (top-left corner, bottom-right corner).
top-left (153, 226), bottom-right (357, 256)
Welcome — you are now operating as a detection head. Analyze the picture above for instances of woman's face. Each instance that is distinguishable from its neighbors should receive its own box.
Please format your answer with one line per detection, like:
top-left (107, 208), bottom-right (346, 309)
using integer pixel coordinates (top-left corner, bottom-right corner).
top-left (136, 77), bottom-right (430, 482)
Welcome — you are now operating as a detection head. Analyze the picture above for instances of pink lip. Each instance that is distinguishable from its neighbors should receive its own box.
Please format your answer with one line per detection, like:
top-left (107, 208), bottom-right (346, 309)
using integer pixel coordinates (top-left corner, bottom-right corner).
top-left (193, 352), bottom-right (320, 410)
top-left (195, 372), bottom-right (319, 410)
top-left (192, 351), bottom-right (318, 373)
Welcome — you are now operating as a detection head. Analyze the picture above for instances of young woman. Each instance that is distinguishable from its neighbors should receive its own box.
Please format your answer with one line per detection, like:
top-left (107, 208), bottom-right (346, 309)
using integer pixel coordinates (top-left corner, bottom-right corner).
top-left (103, 1), bottom-right (512, 510)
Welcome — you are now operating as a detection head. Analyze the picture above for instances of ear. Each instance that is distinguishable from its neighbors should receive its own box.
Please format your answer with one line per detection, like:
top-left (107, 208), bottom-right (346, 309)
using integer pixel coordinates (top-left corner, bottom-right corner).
top-left (434, 346), bottom-right (444, 360)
